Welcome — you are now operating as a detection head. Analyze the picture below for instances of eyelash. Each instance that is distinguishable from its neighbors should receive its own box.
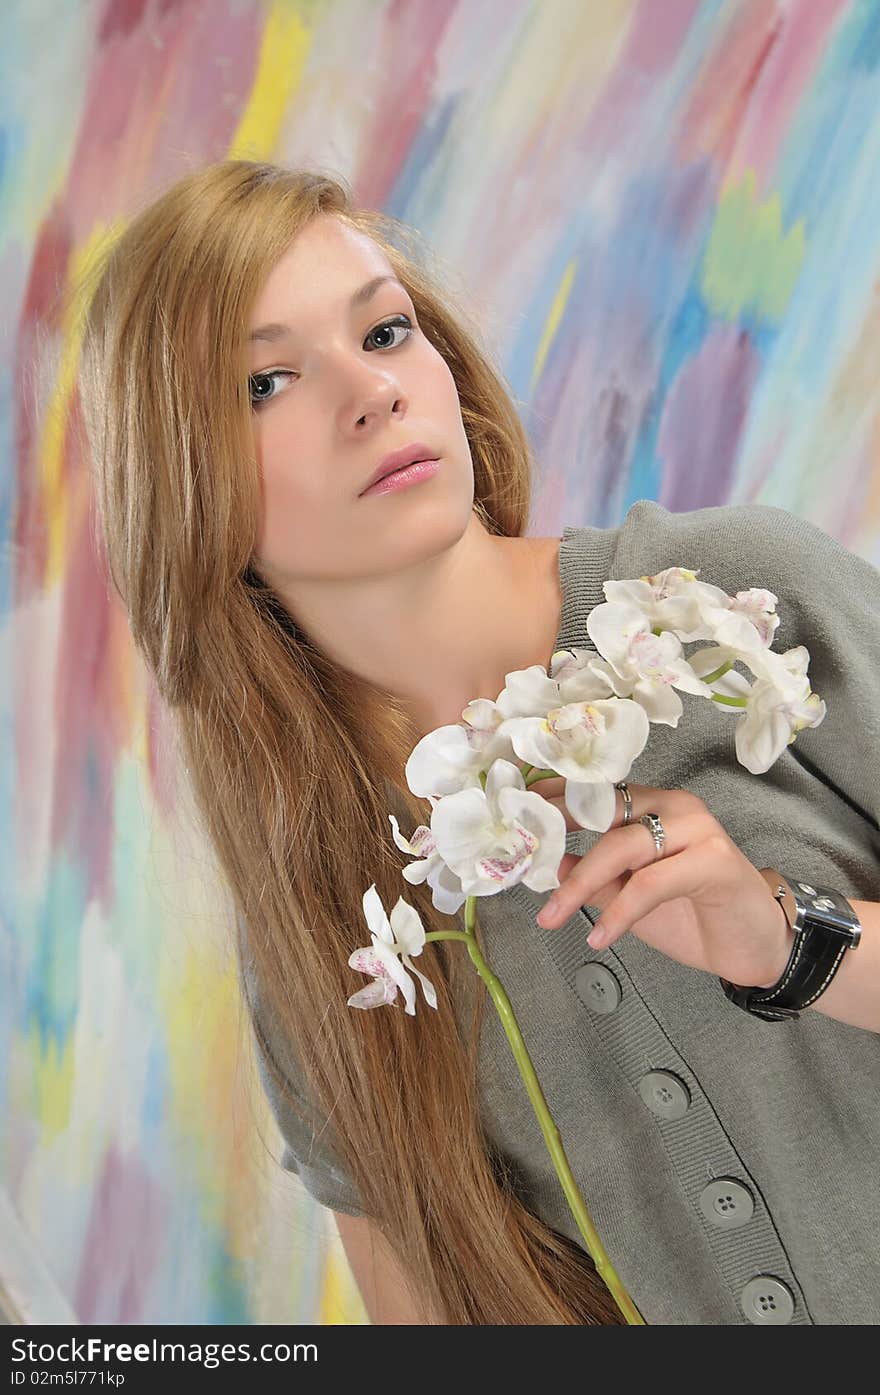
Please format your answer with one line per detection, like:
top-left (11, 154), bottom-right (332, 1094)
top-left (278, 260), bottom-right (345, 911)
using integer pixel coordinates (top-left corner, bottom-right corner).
top-left (248, 315), bottom-right (415, 409)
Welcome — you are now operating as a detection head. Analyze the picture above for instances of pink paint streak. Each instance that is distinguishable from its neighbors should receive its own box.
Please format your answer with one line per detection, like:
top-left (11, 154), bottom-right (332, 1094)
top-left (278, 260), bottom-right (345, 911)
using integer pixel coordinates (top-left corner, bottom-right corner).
top-left (353, 0), bottom-right (454, 208)
top-left (13, 0), bottom-right (269, 878)
top-left (679, 0), bottom-right (848, 185)
top-left (74, 1142), bottom-right (166, 1323)
top-left (60, 1), bottom-right (262, 236)
top-left (579, 0), bottom-right (702, 158)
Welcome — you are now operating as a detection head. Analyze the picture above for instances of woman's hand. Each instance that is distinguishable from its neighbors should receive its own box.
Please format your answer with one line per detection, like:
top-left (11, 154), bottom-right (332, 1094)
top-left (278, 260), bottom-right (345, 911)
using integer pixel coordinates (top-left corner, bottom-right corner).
top-left (530, 777), bottom-right (795, 990)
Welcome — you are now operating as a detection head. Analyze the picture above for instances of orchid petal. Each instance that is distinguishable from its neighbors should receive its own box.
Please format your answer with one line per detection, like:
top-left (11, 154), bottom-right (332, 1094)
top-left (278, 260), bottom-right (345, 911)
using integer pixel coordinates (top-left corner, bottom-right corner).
top-left (347, 979), bottom-right (398, 1011)
top-left (587, 602), bottom-right (649, 665)
top-left (401, 858), bottom-right (432, 885)
top-left (362, 884), bottom-right (395, 946)
top-left (430, 785), bottom-right (496, 865)
top-left (484, 757), bottom-right (526, 810)
top-left (388, 813), bottom-right (437, 858)
top-left (558, 656), bottom-right (622, 701)
top-left (425, 858), bottom-right (469, 914)
top-left (711, 609), bottom-right (769, 653)
top-left (495, 666), bottom-right (562, 718)
top-left (631, 678), bottom-right (685, 726)
top-left (405, 723), bottom-right (486, 799)
top-left (496, 714), bottom-right (561, 772)
top-left (404, 957), bottom-right (438, 1010)
top-left (565, 778), bottom-right (619, 832)
top-left (389, 896), bottom-right (427, 958)
top-left (735, 706), bottom-right (792, 775)
top-left (368, 937), bottom-right (417, 1015)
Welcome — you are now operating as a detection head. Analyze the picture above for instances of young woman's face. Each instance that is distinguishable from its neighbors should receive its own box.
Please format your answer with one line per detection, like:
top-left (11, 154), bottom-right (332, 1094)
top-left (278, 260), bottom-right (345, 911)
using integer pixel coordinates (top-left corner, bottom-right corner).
top-left (246, 213), bottom-right (474, 589)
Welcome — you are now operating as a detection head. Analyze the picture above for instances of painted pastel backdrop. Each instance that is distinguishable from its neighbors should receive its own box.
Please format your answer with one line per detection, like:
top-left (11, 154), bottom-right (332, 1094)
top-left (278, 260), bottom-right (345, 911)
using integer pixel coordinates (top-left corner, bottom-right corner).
top-left (2, 0), bottom-right (879, 1324)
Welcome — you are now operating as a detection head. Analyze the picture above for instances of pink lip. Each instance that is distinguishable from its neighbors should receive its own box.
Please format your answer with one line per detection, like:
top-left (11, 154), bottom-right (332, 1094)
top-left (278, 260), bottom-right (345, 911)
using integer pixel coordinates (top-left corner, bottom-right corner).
top-left (360, 442), bottom-right (439, 495)
top-left (360, 458), bottom-right (440, 497)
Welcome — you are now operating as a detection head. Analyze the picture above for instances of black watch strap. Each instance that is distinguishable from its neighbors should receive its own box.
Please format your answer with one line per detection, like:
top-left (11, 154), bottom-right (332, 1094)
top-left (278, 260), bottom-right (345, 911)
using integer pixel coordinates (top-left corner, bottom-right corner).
top-left (720, 871), bottom-right (861, 1022)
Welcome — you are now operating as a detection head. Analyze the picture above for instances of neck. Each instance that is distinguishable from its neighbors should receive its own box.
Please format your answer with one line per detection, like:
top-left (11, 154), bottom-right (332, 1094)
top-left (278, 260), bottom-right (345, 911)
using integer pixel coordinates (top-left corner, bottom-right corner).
top-left (275, 512), bottom-right (563, 741)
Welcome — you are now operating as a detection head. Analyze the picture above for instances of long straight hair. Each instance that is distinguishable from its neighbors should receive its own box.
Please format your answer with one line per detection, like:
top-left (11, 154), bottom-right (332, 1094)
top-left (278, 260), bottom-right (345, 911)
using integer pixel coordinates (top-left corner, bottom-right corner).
top-left (74, 159), bottom-right (624, 1325)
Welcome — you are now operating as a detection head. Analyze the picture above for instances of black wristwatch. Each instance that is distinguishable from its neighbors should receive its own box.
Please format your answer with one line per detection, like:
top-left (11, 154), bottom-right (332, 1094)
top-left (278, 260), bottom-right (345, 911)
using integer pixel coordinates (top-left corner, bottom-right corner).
top-left (719, 868), bottom-right (862, 1022)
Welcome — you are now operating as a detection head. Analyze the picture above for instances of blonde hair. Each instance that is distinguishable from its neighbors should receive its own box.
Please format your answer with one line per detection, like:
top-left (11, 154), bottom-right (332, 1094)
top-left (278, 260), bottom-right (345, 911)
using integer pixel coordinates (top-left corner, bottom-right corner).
top-left (74, 159), bottom-right (623, 1325)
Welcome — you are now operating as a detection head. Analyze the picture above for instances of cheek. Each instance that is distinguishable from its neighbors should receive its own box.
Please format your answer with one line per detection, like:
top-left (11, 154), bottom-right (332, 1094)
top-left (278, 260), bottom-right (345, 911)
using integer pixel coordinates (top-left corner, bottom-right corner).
top-left (428, 348), bottom-right (467, 424)
top-left (251, 426), bottom-right (327, 566)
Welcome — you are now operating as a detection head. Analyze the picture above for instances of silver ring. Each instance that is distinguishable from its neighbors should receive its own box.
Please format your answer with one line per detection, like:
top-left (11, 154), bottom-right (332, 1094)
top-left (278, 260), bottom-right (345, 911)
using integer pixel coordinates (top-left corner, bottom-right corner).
top-left (638, 812), bottom-right (666, 858)
top-left (614, 781), bottom-right (633, 826)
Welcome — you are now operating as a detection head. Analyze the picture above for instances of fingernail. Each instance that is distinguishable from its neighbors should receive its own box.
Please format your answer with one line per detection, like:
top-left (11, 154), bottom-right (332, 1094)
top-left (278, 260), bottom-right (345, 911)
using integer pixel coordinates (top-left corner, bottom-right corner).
top-left (588, 925), bottom-right (606, 948)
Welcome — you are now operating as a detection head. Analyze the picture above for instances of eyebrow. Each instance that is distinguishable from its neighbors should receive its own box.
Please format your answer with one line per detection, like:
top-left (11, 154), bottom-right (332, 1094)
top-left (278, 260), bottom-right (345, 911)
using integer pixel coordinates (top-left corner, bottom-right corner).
top-left (248, 275), bottom-right (407, 343)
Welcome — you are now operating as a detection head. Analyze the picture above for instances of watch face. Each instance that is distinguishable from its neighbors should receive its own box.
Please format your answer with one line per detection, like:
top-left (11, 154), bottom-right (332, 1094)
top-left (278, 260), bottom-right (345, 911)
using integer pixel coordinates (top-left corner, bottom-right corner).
top-left (797, 884), bottom-right (861, 946)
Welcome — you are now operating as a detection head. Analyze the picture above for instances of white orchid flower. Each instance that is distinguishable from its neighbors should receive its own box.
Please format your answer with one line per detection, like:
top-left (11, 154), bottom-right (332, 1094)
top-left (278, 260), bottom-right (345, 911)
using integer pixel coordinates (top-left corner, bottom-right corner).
top-left (428, 758), bottom-right (568, 896)
top-left (387, 812), bottom-right (469, 915)
top-left (736, 644), bottom-right (826, 772)
top-left (603, 566), bottom-right (777, 655)
top-left (586, 602), bottom-right (715, 726)
top-left (689, 643), bottom-right (826, 774)
top-left (602, 567), bottom-right (731, 642)
top-left (347, 884), bottom-right (437, 1015)
top-left (723, 588), bottom-right (780, 648)
top-left (405, 697), bottom-right (518, 799)
top-left (494, 663), bottom-right (568, 717)
top-left (497, 650), bottom-right (620, 712)
top-left (734, 678), bottom-right (826, 774)
top-left (406, 653), bottom-right (627, 811)
top-left (499, 697), bottom-right (650, 832)
top-left (380, 566), bottom-right (817, 938)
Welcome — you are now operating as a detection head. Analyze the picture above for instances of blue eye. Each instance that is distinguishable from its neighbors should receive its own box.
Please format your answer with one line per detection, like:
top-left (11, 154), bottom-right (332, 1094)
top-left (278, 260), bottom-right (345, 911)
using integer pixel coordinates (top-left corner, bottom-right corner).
top-left (248, 315), bottom-right (414, 409)
top-left (364, 315), bottom-right (413, 352)
top-left (248, 369), bottom-right (295, 407)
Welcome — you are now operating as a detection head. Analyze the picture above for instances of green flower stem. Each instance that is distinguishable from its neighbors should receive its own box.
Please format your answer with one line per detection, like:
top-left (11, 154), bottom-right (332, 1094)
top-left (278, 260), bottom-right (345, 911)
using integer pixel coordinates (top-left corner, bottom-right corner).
top-left (424, 908), bottom-right (645, 1326)
top-left (710, 693), bottom-right (747, 707)
top-left (522, 765), bottom-right (561, 787)
top-left (701, 659), bottom-right (733, 684)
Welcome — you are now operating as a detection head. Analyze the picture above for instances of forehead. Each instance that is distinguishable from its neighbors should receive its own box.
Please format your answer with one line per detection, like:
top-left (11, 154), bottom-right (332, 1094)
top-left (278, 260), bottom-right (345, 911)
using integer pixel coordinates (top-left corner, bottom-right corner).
top-left (248, 216), bottom-right (396, 326)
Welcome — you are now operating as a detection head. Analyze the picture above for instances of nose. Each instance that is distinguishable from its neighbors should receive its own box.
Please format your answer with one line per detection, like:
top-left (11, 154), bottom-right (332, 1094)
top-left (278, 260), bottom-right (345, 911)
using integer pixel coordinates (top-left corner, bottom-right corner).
top-left (342, 363), bottom-right (406, 434)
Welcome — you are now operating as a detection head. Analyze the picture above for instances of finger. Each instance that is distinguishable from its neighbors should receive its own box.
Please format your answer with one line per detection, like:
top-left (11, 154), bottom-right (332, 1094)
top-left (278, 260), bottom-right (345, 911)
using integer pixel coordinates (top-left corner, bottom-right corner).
top-left (552, 851), bottom-right (583, 885)
top-left (537, 809), bottom-right (708, 927)
top-left (585, 842), bottom-right (725, 949)
top-left (527, 773), bottom-right (566, 795)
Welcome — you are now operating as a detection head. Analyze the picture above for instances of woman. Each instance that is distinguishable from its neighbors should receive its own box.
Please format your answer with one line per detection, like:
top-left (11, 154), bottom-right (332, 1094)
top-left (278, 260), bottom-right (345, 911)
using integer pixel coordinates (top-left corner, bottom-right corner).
top-left (75, 159), bottom-right (880, 1326)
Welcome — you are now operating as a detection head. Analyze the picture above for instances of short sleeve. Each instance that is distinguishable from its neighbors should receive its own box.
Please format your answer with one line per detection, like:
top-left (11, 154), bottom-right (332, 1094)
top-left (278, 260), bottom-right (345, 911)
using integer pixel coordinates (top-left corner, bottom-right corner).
top-left (241, 938), bottom-right (366, 1218)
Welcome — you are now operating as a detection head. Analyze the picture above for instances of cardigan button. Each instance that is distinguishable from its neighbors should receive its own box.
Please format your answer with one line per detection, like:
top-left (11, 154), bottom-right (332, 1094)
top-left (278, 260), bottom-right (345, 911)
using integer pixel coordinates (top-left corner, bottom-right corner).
top-left (638, 1070), bottom-right (691, 1120)
top-left (740, 1275), bottom-right (795, 1324)
top-left (698, 1178), bottom-right (755, 1229)
top-left (574, 963), bottom-right (622, 1015)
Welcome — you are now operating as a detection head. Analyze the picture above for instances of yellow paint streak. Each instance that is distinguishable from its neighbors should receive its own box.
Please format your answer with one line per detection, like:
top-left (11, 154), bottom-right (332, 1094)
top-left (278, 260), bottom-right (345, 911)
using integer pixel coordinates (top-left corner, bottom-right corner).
top-left (227, 2), bottom-right (313, 161)
top-left (38, 222), bottom-right (123, 587)
top-left (318, 1238), bottom-right (368, 1324)
top-left (321, 1211), bottom-right (371, 1324)
top-left (159, 936), bottom-right (242, 1231)
top-left (29, 1020), bottom-right (75, 1141)
top-left (530, 259), bottom-right (578, 394)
